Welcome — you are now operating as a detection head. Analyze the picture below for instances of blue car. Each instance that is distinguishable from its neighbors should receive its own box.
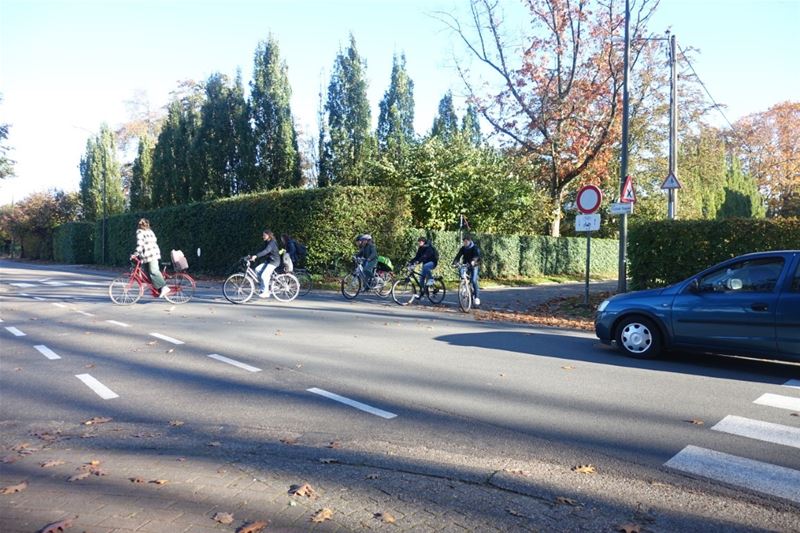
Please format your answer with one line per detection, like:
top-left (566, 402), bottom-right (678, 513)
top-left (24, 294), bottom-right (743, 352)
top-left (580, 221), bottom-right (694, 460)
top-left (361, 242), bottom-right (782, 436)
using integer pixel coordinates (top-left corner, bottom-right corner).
top-left (595, 250), bottom-right (800, 360)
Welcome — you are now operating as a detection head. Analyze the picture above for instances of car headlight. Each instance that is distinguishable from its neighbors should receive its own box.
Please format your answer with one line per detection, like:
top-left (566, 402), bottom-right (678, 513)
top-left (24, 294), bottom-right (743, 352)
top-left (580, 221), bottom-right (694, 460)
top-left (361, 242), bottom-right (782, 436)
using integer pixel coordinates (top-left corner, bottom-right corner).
top-left (597, 299), bottom-right (610, 312)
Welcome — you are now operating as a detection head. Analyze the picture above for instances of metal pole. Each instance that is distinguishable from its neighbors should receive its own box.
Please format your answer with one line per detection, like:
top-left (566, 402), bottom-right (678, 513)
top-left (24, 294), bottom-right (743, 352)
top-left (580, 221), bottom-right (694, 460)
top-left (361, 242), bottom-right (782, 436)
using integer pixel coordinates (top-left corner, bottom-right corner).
top-left (102, 172), bottom-right (107, 264)
top-left (667, 34), bottom-right (678, 220)
top-left (585, 232), bottom-right (591, 306)
top-left (617, 0), bottom-right (631, 293)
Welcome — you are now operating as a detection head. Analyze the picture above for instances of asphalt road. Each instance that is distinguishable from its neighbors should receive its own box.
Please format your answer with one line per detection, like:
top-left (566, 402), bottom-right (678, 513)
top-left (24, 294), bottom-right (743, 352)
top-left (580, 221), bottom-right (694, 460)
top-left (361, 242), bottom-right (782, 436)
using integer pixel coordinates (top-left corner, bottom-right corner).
top-left (1, 260), bottom-right (799, 532)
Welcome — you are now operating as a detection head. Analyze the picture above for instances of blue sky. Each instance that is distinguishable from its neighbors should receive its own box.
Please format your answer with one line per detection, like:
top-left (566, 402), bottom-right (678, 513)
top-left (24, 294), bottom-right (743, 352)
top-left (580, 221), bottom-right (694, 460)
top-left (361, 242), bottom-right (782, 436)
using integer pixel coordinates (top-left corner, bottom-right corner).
top-left (1, 0), bottom-right (798, 204)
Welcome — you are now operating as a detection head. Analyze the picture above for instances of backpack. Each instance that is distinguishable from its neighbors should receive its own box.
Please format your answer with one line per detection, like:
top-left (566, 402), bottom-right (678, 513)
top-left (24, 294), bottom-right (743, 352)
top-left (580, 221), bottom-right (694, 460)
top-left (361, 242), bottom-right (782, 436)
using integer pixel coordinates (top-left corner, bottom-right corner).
top-left (431, 245), bottom-right (439, 265)
top-left (170, 249), bottom-right (188, 271)
top-left (282, 251), bottom-right (294, 273)
top-left (295, 241), bottom-right (308, 266)
top-left (377, 255), bottom-right (394, 272)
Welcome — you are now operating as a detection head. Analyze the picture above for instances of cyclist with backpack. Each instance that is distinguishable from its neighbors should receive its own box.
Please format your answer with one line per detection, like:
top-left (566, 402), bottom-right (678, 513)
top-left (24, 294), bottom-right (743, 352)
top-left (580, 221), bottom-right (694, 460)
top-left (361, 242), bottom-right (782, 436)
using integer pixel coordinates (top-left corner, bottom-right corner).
top-left (410, 236), bottom-right (438, 288)
top-left (281, 234), bottom-right (298, 266)
top-left (250, 229), bottom-right (280, 298)
top-left (452, 234), bottom-right (481, 306)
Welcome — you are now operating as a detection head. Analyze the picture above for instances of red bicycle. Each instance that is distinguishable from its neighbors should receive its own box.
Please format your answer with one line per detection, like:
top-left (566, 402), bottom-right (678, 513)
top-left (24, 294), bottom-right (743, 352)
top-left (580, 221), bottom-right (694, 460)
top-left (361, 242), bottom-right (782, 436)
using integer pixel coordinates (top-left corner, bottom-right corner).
top-left (108, 257), bottom-right (195, 305)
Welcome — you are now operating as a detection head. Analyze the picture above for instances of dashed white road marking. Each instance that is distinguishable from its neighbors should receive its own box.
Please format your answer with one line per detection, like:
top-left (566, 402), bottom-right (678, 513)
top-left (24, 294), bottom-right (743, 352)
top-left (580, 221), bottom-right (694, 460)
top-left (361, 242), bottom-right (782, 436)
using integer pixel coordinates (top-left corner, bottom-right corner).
top-left (711, 415), bottom-right (800, 449)
top-left (33, 296), bottom-right (46, 301)
top-left (5, 327), bottom-right (25, 336)
top-left (19, 293), bottom-right (30, 297)
top-left (307, 387), bottom-right (398, 419)
top-left (754, 393), bottom-right (800, 412)
top-left (52, 303), bottom-right (68, 309)
top-left (76, 310), bottom-right (95, 317)
top-left (42, 281), bottom-right (67, 286)
top-left (150, 332), bottom-right (184, 345)
top-left (10, 283), bottom-right (36, 288)
top-left (207, 353), bottom-right (261, 372)
top-left (39, 278), bottom-right (52, 282)
top-left (784, 379), bottom-right (800, 389)
top-left (72, 280), bottom-right (104, 286)
top-left (106, 320), bottom-right (130, 328)
top-left (75, 374), bottom-right (119, 400)
top-left (33, 345), bottom-right (62, 360)
top-left (665, 445), bottom-right (800, 504)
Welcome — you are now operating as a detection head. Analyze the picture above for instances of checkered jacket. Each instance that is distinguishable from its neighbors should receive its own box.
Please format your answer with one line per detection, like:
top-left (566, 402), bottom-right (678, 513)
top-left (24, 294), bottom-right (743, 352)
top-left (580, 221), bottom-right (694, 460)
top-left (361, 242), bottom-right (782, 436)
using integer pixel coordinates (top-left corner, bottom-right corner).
top-left (135, 229), bottom-right (161, 263)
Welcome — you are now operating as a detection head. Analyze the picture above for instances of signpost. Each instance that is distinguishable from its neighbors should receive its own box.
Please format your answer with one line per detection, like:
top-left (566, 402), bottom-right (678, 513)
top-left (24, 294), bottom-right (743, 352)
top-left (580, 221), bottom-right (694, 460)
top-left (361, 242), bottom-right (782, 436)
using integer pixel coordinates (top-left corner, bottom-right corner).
top-left (575, 186), bottom-right (603, 306)
top-left (610, 202), bottom-right (633, 215)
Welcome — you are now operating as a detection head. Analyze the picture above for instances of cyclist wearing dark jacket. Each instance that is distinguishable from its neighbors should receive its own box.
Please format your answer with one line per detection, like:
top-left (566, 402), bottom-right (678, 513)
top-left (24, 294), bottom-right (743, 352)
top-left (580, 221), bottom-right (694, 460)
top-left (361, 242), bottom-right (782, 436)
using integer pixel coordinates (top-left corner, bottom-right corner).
top-left (410, 236), bottom-right (438, 287)
top-left (281, 234), bottom-right (299, 265)
top-left (357, 234), bottom-right (378, 277)
top-left (453, 234), bottom-right (481, 306)
top-left (250, 229), bottom-right (280, 298)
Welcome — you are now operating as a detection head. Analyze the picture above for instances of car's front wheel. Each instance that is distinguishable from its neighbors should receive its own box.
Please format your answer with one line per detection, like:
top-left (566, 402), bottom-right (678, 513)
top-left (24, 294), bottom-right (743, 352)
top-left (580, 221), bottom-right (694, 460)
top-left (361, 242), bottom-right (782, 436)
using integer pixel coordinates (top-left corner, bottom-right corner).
top-left (615, 316), bottom-right (662, 359)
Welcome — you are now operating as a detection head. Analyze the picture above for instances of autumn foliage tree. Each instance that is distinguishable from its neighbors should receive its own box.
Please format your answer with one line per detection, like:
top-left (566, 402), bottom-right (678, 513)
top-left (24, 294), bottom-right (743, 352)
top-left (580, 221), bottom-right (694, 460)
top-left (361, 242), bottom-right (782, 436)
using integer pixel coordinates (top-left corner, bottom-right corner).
top-left (444, 0), bottom-right (658, 235)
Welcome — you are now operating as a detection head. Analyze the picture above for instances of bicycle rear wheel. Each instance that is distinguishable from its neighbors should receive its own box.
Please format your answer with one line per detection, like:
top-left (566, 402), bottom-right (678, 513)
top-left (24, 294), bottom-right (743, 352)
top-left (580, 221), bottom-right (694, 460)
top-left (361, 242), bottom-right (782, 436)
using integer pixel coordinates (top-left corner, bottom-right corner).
top-left (391, 278), bottom-right (417, 306)
top-left (109, 275), bottom-right (143, 305)
top-left (295, 270), bottom-right (312, 296)
top-left (375, 271), bottom-right (395, 298)
top-left (427, 278), bottom-right (446, 304)
top-left (272, 273), bottom-right (300, 302)
top-left (223, 273), bottom-right (254, 304)
top-left (458, 280), bottom-right (472, 312)
top-left (341, 273), bottom-right (361, 299)
top-left (164, 273), bottom-right (195, 304)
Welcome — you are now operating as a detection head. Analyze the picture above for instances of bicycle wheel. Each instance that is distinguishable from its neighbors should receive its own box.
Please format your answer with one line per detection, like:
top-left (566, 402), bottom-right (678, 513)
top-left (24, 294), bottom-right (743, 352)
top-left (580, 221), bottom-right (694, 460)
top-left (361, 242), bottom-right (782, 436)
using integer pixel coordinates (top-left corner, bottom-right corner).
top-left (458, 280), bottom-right (472, 312)
top-left (109, 275), bottom-right (143, 305)
top-left (391, 278), bottom-right (417, 306)
top-left (272, 273), bottom-right (300, 302)
top-left (223, 273), bottom-right (254, 304)
top-left (341, 273), bottom-right (361, 300)
top-left (375, 271), bottom-right (395, 298)
top-left (295, 270), bottom-right (312, 296)
top-left (427, 278), bottom-right (446, 304)
top-left (164, 273), bottom-right (195, 304)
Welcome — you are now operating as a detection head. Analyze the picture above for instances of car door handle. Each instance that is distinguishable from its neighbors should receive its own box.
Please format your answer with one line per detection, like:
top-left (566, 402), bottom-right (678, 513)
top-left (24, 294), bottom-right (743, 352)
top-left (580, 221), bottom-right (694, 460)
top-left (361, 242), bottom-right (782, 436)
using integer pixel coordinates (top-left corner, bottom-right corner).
top-left (750, 303), bottom-right (769, 312)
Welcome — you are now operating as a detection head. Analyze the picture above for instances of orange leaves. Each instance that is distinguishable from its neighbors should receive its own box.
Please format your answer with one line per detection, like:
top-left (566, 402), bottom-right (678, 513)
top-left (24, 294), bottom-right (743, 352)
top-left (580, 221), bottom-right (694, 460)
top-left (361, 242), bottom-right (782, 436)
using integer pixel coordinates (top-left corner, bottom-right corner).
top-left (38, 515), bottom-right (77, 533)
top-left (82, 416), bottom-right (112, 426)
top-left (311, 508), bottom-right (333, 523)
top-left (289, 483), bottom-right (317, 498)
top-left (0, 480), bottom-right (27, 494)
top-left (572, 464), bottom-right (597, 474)
top-left (213, 512), bottom-right (234, 525)
top-left (237, 521), bottom-right (268, 533)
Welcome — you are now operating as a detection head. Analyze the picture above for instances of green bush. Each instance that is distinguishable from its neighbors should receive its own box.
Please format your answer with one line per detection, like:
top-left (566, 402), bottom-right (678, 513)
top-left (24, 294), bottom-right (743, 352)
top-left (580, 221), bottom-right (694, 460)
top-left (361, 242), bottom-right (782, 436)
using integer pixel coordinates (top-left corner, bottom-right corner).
top-left (628, 218), bottom-right (800, 288)
top-left (53, 222), bottom-right (94, 264)
top-left (21, 234), bottom-right (52, 260)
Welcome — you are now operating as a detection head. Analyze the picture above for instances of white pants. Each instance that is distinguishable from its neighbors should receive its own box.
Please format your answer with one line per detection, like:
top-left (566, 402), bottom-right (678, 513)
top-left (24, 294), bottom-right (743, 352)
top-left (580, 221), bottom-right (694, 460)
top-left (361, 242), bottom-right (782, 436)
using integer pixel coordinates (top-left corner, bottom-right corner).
top-left (255, 263), bottom-right (277, 294)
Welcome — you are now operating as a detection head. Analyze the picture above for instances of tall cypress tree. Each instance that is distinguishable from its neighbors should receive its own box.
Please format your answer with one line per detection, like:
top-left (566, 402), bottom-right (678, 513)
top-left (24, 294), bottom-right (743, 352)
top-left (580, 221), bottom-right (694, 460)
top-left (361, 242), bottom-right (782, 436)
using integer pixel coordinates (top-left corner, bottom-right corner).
top-left (461, 104), bottom-right (482, 146)
top-left (431, 91), bottom-right (459, 142)
top-left (250, 35), bottom-right (302, 190)
top-left (151, 101), bottom-right (182, 208)
top-left (78, 124), bottom-right (124, 220)
top-left (718, 158), bottom-right (766, 219)
top-left (319, 34), bottom-right (376, 186)
top-left (129, 134), bottom-right (154, 210)
top-left (377, 53), bottom-right (415, 160)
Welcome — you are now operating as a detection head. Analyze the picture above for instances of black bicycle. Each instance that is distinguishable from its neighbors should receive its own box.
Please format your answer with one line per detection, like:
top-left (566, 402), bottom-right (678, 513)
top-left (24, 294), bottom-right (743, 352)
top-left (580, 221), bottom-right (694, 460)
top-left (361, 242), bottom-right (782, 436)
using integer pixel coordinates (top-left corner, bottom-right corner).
top-left (391, 264), bottom-right (446, 306)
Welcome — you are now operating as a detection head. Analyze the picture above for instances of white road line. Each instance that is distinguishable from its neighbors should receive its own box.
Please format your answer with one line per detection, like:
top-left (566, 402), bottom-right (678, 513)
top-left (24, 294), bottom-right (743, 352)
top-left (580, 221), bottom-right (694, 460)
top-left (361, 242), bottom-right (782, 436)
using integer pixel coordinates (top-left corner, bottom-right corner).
top-left (19, 293), bottom-right (30, 297)
top-left (307, 387), bottom-right (398, 419)
top-left (150, 332), bottom-right (184, 345)
top-left (712, 415), bottom-right (800, 449)
top-left (10, 283), bottom-right (36, 288)
top-left (72, 281), bottom-right (104, 286)
top-left (75, 374), bottom-right (119, 400)
top-left (52, 303), bottom-right (68, 309)
top-left (33, 296), bottom-right (46, 301)
top-left (106, 320), bottom-right (130, 328)
top-left (39, 277), bottom-right (51, 282)
top-left (754, 393), bottom-right (800, 412)
top-left (665, 445), bottom-right (800, 504)
top-left (42, 281), bottom-right (68, 286)
top-left (76, 310), bottom-right (95, 317)
top-left (33, 345), bottom-right (62, 360)
top-left (784, 379), bottom-right (800, 389)
top-left (207, 353), bottom-right (262, 373)
top-left (5, 327), bottom-right (25, 336)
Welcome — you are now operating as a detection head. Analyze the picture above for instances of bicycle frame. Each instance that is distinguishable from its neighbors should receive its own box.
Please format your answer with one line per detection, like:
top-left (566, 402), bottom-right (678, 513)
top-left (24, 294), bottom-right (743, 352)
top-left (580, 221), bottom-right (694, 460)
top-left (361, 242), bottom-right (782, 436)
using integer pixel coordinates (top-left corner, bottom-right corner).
top-left (129, 257), bottom-right (168, 297)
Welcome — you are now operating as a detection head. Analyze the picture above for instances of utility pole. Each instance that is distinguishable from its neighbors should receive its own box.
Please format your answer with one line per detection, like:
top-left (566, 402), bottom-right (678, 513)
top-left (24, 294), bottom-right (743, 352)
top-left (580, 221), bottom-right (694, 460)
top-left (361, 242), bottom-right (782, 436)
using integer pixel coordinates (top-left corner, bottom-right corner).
top-left (667, 33), bottom-right (679, 219)
top-left (617, 0), bottom-right (631, 294)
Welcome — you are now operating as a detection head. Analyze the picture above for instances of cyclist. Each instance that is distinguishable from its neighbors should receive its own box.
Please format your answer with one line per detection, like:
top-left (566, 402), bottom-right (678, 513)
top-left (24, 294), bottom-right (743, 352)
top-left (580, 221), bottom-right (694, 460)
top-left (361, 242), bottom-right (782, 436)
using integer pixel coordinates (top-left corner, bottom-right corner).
top-left (250, 229), bottom-right (280, 298)
top-left (452, 234), bottom-right (481, 306)
top-left (281, 234), bottom-right (299, 266)
top-left (130, 218), bottom-right (170, 298)
top-left (410, 236), bottom-right (438, 288)
top-left (357, 234), bottom-right (378, 280)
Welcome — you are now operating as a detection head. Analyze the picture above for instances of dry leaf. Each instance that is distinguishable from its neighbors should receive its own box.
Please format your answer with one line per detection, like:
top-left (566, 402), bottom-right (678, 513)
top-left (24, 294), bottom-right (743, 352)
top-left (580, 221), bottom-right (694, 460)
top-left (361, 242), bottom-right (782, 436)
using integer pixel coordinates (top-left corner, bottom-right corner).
top-left (506, 508), bottom-right (525, 517)
top-left (83, 416), bottom-right (112, 425)
top-left (561, 365), bottom-right (575, 370)
top-left (176, 457), bottom-right (186, 462)
top-left (207, 441), bottom-right (221, 447)
top-left (504, 469), bottom-right (528, 476)
top-left (67, 472), bottom-right (90, 482)
top-left (166, 348), bottom-right (174, 353)
top-left (326, 441), bottom-right (341, 449)
top-left (0, 481), bottom-right (27, 494)
top-left (146, 341), bottom-right (157, 346)
top-left (236, 521), bottom-right (268, 533)
top-left (375, 512), bottom-right (396, 523)
top-left (41, 460), bottom-right (66, 468)
top-left (88, 460), bottom-right (101, 466)
top-left (280, 437), bottom-right (298, 446)
top-left (289, 483), bottom-right (317, 498)
top-left (169, 420), bottom-right (184, 427)
top-left (14, 367), bottom-right (22, 371)
top-left (150, 479), bottom-right (168, 485)
top-left (32, 431), bottom-right (60, 442)
top-left (365, 473), bottom-right (380, 480)
top-left (275, 330), bottom-right (283, 336)
top-left (213, 512), bottom-right (234, 525)
top-left (84, 363), bottom-right (95, 368)
top-left (11, 442), bottom-right (31, 451)
top-left (555, 496), bottom-right (579, 506)
top-left (686, 419), bottom-right (705, 425)
top-left (319, 458), bottom-right (338, 464)
top-left (618, 523), bottom-right (642, 533)
top-left (91, 467), bottom-right (107, 476)
top-left (38, 515), bottom-right (77, 533)
top-left (572, 464), bottom-right (597, 474)
top-left (129, 477), bottom-right (145, 484)
top-left (311, 508), bottom-right (333, 523)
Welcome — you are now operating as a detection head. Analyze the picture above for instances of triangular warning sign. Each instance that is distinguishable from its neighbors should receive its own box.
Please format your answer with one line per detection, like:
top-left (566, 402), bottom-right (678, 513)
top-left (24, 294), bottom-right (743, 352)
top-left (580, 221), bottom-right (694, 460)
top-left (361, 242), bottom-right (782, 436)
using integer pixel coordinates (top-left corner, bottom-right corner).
top-left (661, 172), bottom-right (682, 190)
top-left (621, 175), bottom-right (636, 203)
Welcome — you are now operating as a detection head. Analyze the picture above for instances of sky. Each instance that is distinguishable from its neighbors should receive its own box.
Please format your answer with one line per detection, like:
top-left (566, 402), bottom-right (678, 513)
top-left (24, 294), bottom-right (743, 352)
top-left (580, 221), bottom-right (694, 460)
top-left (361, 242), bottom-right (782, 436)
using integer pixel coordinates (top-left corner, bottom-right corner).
top-left (1, 0), bottom-right (798, 205)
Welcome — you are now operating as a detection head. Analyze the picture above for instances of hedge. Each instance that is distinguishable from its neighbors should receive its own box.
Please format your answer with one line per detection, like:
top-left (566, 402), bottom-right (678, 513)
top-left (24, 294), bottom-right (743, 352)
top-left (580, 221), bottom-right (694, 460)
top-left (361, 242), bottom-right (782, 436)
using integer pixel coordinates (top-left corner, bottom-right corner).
top-left (53, 222), bottom-right (94, 264)
top-left (628, 218), bottom-right (800, 288)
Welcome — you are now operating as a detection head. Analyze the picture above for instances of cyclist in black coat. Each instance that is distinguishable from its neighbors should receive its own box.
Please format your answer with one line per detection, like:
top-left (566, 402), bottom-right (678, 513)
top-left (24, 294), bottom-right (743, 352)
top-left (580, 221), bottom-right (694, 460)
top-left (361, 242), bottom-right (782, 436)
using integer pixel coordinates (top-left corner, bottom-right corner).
top-left (453, 234), bottom-right (481, 306)
top-left (410, 236), bottom-right (438, 287)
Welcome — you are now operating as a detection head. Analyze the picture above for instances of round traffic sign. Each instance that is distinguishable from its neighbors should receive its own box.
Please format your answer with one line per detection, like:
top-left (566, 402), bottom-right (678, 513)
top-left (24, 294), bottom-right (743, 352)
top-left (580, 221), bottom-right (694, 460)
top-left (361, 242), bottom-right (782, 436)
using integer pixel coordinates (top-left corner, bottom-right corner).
top-left (576, 185), bottom-right (603, 214)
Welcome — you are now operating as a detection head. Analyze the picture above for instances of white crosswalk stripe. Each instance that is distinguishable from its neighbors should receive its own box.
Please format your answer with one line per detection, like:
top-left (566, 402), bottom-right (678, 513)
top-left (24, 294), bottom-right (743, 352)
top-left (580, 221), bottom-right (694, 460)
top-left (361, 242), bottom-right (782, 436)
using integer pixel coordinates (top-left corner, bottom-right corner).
top-left (711, 415), bottom-right (800, 449)
top-left (753, 393), bottom-right (800, 412)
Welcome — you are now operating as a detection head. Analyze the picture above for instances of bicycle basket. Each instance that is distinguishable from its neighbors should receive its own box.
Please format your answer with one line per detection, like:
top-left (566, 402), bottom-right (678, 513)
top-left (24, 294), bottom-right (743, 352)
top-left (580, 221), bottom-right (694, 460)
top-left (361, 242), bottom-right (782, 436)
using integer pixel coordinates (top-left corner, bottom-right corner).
top-left (170, 249), bottom-right (189, 271)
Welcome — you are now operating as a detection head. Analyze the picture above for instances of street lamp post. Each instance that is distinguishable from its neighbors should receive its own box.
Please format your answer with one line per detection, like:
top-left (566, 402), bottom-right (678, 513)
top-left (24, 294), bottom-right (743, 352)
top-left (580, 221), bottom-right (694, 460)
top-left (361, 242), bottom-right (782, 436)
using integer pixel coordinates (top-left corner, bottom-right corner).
top-left (618, 0), bottom-right (631, 294)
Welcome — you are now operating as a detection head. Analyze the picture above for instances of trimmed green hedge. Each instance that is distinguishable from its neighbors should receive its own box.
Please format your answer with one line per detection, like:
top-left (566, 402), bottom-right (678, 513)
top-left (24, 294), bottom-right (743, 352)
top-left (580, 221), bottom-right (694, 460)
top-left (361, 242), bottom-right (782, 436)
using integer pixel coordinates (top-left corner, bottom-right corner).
top-left (53, 222), bottom-right (94, 264)
top-left (628, 218), bottom-right (800, 288)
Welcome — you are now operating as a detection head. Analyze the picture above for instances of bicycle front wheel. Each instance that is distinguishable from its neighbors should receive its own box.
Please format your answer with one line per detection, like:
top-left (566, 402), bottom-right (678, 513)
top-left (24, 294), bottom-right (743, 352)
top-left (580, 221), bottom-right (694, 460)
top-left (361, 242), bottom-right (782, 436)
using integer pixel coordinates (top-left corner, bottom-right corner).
top-left (391, 278), bottom-right (417, 306)
top-left (375, 271), bottom-right (395, 298)
top-left (341, 273), bottom-right (361, 299)
top-left (295, 270), bottom-right (312, 296)
top-left (164, 273), bottom-right (195, 304)
top-left (223, 273), bottom-right (254, 304)
top-left (109, 275), bottom-right (143, 305)
top-left (458, 280), bottom-right (472, 312)
top-left (427, 278), bottom-right (447, 304)
top-left (272, 273), bottom-right (299, 302)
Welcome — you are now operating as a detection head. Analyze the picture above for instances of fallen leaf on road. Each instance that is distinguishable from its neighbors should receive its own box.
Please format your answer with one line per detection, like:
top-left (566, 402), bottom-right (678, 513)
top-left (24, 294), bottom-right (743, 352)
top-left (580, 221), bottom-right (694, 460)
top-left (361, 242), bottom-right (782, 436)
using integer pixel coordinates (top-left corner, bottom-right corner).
top-left (365, 473), bottom-right (380, 480)
top-left (146, 341), bottom-right (157, 346)
top-left (79, 433), bottom-right (96, 439)
top-left (561, 365), bottom-right (575, 370)
top-left (207, 441), bottom-right (221, 447)
top-left (504, 468), bottom-right (529, 476)
top-left (38, 515), bottom-right (77, 533)
top-left (176, 457), bottom-right (186, 462)
top-left (0, 481), bottom-right (27, 494)
top-left (150, 479), bottom-right (168, 485)
top-left (166, 348), bottom-right (174, 353)
top-left (280, 438), bottom-right (298, 446)
top-left (236, 521), bottom-right (268, 533)
top-left (618, 523), bottom-right (641, 533)
top-left (11, 442), bottom-right (31, 451)
top-left (213, 512), bottom-right (234, 525)
top-left (129, 477), bottom-right (145, 484)
top-left (41, 460), bottom-right (66, 468)
top-left (84, 364), bottom-right (95, 369)
top-left (275, 330), bottom-right (283, 336)
top-left (506, 508), bottom-right (525, 517)
top-left (169, 420), bottom-right (184, 427)
top-left (14, 367), bottom-right (22, 371)
top-left (572, 464), bottom-right (597, 474)
top-left (686, 419), bottom-right (704, 425)
top-left (289, 483), bottom-right (317, 498)
top-left (311, 508), bottom-right (333, 523)
top-left (374, 512), bottom-right (396, 523)
top-left (555, 496), bottom-right (579, 506)
top-left (33, 431), bottom-right (60, 442)
top-left (83, 416), bottom-right (112, 426)
top-left (326, 441), bottom-right (341, 449)
top-left (319, 458), bottom-right (338, 464)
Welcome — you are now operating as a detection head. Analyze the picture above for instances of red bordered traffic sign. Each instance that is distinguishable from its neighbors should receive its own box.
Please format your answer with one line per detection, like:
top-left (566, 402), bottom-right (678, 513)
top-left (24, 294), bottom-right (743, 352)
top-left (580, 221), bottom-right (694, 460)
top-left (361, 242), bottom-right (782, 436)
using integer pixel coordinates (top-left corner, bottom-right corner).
top-left (621, 175), bottom-right (636, 203)
top-left (576, 185), bottom-right (603, 214)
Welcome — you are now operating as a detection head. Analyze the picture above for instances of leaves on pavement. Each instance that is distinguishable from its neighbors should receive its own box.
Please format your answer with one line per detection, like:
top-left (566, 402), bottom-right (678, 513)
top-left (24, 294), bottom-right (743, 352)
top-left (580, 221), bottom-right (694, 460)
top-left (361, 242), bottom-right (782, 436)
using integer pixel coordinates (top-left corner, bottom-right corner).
top-left (555, 496), bottom-right (580, 506)
top-left (561, 365), bottom-right (575, 370)
top-left (213, 512), bottom-right (234, 525)
top-left (236, 521), bottom-right (268, 533)
top-left (169, 420), bottom-right (184, 427)
top-left (326, 441), bottom-right (341, 449)
top-left (40, 460), bottom-right (66, 468)
top-left (311, 508), bottom-right (333, 523)
top-left (686, 418), bottom-right (704, 425)
top-left (38, 515), bottom-right (77, 533)
top-left (129, 477), bottom-right (145, 484)
top-left (319, 458), bottom-right (338, 464)
top-left (0, 480), bottom-right (28, 494)
top-left (374, 512), bottom-right (396, 523)
top-left (207, 441), bottom-right (221, 447)
top-left (289, 483), bottom-right (318, 498)
top-left (67, 472), bottom-right (90, 482)
top-left (280, 437), bottom-right (298, 446)
top-left (365, 473), bottom-right (380, 480)
top-left (572, 464), bottom-right (597, 474)
top-left (2, 455), bottom-right (18, 464)
top-left (150, 479), bottom-right (168, 485)
top-left (618, 523), bottom-right (642, 533)
top-left (83, 416), bottom-right (112, 426)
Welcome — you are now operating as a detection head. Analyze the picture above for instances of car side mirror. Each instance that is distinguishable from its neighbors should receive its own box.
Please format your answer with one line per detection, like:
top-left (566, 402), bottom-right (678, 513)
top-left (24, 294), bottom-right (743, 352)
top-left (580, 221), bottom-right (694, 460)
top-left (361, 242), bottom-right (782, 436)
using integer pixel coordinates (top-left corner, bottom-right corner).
top-left (689, 278), bottom-right (700, 293)
top-left (726, 278), bottom-right (743, 291)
